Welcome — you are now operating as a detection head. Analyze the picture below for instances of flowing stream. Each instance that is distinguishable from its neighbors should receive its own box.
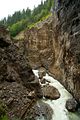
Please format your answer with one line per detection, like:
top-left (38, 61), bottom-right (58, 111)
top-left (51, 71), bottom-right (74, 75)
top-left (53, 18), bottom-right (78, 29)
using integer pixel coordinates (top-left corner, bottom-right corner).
top-left (33, 70), bottom-right (80, 120)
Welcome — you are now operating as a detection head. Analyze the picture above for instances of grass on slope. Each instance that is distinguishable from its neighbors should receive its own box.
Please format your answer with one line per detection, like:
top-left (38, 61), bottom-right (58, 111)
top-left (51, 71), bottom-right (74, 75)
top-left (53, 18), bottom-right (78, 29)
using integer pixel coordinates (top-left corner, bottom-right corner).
top-left (14, 13), bottom-right (52, 40)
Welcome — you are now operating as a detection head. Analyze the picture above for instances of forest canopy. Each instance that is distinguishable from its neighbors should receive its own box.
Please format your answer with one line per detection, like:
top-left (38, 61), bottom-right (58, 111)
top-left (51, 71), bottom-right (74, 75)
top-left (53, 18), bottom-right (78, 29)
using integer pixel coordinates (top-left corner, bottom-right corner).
top-left (0, 0), bottom-right (54, 37)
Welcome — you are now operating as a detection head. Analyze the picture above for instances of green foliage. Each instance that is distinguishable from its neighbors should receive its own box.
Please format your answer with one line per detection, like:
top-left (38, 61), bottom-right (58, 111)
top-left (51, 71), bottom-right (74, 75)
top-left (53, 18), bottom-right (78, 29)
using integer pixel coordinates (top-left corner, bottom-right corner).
top-left (0, 101), bottom-right (8, 120)
top-left (0, 101), bottom-right (6, 116)
top-left (0, 115), bottom-right (8, 120)
top-left (9, 19), bottom-right (28, 37)
top-left (28, 13), bottom-right (52, 29)
top-left (0, 0), bottom-right (54, 37)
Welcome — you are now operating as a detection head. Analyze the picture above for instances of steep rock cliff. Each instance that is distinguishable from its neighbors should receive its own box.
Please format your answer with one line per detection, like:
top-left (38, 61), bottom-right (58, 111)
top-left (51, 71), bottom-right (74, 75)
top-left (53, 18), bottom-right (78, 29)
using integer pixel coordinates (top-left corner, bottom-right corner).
top-left (0, 26), bottom-right (41, 119)
top-left (25, 16), bottom-right (55, 69)
top-left (0, 26), bottom-right (35, 84)
top-left (25, 0), bottom-right (80, 103)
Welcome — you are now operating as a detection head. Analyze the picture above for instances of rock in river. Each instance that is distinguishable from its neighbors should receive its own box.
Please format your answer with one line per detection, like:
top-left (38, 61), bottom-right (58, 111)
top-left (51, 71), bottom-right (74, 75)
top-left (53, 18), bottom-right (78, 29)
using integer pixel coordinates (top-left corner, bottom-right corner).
top-left (66, 98), bottom-right (78, 112)
top-left (42, 84), bottom-right (60, 100)
top-left (38, 67), bottom-right (46, 79)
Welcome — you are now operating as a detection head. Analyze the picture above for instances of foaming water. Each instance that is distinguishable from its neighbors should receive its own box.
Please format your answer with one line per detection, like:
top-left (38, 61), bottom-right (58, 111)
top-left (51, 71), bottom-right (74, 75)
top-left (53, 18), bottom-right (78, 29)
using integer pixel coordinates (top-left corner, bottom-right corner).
top-left (33, 70), bottom-right (80, 120)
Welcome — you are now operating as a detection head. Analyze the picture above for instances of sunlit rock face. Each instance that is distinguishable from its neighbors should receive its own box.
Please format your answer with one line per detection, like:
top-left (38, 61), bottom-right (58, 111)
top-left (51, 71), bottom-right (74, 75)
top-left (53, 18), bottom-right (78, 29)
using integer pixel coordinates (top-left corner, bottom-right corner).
top-left (25, 0), bottom-right (80, 103)
top-left (24, 16), bottom-right (55, 69)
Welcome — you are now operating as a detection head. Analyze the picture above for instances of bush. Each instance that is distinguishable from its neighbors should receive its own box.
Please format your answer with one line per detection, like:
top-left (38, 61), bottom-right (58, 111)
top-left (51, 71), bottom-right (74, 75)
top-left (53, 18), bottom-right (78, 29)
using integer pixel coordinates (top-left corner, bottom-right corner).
top-left (9, 19), bottom-right (28, 37)
top-left (0, 115), bottom-right (8, 120)
top-left (0, 101), bottom-right (8, 120)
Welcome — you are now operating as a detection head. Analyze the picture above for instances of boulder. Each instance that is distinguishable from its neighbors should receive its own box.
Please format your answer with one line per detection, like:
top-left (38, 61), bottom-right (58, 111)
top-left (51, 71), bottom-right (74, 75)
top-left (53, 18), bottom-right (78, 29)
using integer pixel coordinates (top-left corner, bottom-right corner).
top-left (40, 78), bottom-right (46, 84)
top-left (24, 101), bottom-right (53, 120)
top-left (66, 98), bottom-right (78, 112)
top-left (35, 84), bottom-right (43, 98)
top-left (38, 67), bottom-right (46, 79)
top-left (40, 78), bottom-right (51, 84)
top-left (42, 84), bottom-right (60, 100)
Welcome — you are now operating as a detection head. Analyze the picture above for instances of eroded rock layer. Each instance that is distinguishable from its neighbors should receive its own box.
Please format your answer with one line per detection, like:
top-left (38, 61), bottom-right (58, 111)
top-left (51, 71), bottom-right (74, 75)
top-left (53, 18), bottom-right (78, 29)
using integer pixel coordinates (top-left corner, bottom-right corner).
top-left (25, 0), bottom-right (80, 103)
top-left (25, 16), bottom-right (55, 69)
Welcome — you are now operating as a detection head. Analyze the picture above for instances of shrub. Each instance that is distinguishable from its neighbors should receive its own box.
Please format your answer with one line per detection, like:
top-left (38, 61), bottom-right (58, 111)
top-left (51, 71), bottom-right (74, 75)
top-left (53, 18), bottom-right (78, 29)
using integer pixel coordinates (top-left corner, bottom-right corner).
top-left (0, 101), bottom-right (8, 120)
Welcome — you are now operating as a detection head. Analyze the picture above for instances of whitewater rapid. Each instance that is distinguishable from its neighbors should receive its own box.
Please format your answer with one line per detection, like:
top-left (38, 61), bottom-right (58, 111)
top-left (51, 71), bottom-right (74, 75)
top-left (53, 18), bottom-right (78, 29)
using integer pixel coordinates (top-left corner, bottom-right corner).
top-left (33, 70), bottom-right (80, 120)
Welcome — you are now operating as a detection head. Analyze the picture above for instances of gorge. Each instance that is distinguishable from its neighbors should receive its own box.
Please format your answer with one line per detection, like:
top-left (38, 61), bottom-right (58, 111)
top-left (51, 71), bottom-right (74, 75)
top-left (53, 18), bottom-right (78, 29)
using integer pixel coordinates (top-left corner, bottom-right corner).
top-left (33, 69), bottom-right (80, 120)
top-left (0, 0), bottom-right (80, 120)
top-left (25, 0), bottom-right (80, 104)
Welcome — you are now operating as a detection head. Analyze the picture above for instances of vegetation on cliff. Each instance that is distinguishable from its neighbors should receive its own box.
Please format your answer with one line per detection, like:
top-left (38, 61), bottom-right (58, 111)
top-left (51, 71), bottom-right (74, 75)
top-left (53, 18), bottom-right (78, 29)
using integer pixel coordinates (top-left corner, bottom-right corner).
top-left (0, 101), bottom-right (8, 120)
top-left (0, 0), bottom-right (53, 37)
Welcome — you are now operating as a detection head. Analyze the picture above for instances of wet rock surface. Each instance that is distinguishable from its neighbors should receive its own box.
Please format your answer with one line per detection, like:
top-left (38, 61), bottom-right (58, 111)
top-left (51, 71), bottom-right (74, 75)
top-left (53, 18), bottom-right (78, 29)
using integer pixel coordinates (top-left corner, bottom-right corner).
top-left (42, 84), bottom-right (60, 100)
top-left (38, 67), bottom-right (46, 79)
top-left (66, 98), bottom-right (78, 112)
top-left (40, 78), bottom-right (47, 84)
top-left (25, 100), bottom-right (53, 120)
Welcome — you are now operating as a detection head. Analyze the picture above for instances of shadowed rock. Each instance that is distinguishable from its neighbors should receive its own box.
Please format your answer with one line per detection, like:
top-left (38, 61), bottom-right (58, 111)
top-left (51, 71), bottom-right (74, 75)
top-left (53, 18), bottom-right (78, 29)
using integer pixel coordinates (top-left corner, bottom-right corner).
top-left (66, 98), bottom-right (78, 112)
top-left (0, 27), bottom-right (41, 119)
top-left (24, 101), bottom-right (53, 120)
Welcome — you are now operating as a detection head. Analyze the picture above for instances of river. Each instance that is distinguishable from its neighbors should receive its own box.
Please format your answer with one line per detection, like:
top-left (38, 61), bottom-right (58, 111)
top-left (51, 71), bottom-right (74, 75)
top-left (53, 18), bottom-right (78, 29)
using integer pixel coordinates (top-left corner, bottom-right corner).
top-left (33, 70), bottom-right (80, 120)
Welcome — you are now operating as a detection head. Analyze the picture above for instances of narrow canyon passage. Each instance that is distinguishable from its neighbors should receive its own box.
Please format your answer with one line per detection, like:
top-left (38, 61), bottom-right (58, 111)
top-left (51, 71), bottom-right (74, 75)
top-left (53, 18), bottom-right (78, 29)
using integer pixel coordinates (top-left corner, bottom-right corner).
top-left (33, 70), bottom-right (80, 120)
top-left (0, 0), bottom-right (80, 120)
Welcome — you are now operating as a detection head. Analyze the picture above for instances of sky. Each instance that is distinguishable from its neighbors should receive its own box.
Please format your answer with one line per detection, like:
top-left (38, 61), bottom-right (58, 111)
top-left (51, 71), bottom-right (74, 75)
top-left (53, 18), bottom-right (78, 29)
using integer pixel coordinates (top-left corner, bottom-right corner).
top-left (0, 0), bottom-right (46, 20)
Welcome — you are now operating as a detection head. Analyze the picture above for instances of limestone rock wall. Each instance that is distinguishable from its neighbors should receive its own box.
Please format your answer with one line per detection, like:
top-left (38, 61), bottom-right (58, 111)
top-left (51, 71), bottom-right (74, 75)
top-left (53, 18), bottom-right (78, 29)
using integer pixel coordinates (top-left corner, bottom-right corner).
top-left (25, 0), bottom-right (80, 103)
top-left (50, 0), bottom-right (80, 102)
top-left (25, 17), bottom-right (55, 69)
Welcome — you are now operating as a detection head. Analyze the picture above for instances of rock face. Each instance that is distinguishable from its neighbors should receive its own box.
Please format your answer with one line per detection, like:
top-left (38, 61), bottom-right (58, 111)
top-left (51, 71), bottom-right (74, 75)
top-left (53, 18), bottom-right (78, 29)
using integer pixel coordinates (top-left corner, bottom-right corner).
top-left (25, 16), bottom-right (55, 69)
top-left (25, 0), bottom-right (80, 103)
top-left (0, 27), bottom-right (35, 84)
top-left (0, 26), bottom-right (41, 119)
